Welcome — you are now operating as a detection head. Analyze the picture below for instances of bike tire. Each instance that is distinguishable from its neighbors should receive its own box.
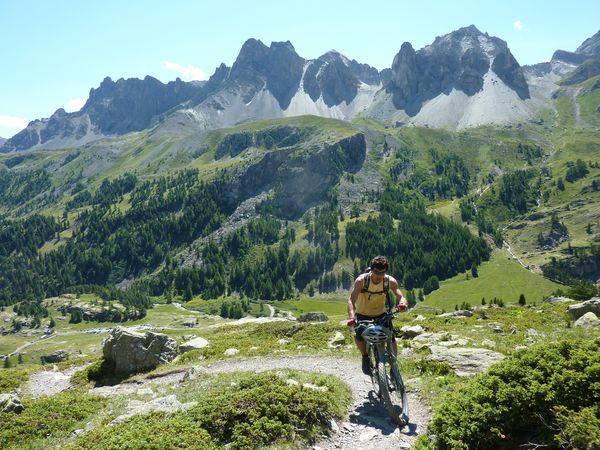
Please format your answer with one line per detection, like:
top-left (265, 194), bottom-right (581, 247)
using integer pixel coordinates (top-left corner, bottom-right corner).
top-left (367, 346), bottom-right (380, 396)
top-left (389, 354), bottom-right (409, 424)
top-left (376, 351), bottom-right (408, 426)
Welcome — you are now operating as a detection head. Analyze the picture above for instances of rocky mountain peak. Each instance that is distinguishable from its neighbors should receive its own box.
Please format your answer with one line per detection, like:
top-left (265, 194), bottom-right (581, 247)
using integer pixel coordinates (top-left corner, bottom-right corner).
top-left (227, 38), bottom-right (305, 109)
top-left (386, 25), bottom-right (529, 115)
top-left (576, 30), bottom-right (600, 58)
top-left (82, 75), bottom-right (200, 135)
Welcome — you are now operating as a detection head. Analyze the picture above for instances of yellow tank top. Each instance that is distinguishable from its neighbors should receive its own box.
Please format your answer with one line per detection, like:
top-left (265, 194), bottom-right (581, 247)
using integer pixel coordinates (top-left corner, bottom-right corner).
top-left (355, 276), bottom-right (387, 316)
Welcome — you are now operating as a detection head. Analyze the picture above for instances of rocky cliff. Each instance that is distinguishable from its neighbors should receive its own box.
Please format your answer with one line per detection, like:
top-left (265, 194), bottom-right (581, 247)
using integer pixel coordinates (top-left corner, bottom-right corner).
top-left (222, 131), bottom-right (366, 218)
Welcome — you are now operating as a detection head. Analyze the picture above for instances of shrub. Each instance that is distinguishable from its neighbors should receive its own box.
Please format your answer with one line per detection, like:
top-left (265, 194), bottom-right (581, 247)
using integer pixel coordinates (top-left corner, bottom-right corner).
top-left (0, 366), bottom-right (34, 394)
top-left (66, 371), bottom-right (350, 450)
top-left (0, 391), bottom-right (106, 449)
top-left (427, 339), bottom-right (600, 449)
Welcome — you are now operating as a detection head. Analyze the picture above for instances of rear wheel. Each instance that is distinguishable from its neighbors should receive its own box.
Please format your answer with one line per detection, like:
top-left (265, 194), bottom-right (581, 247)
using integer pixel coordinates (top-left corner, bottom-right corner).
top-left (376, 351), bottom-right (408, 426)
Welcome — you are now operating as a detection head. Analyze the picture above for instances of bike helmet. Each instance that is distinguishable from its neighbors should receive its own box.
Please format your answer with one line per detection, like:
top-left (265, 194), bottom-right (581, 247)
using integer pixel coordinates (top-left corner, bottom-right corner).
top-left (361, 325), bottom-right (390, 343)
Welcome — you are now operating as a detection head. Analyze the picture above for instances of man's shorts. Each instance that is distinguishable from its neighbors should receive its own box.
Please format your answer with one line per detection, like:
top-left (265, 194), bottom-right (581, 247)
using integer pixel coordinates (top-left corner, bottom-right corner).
top-left (354, 313), bottom-right (394, 342)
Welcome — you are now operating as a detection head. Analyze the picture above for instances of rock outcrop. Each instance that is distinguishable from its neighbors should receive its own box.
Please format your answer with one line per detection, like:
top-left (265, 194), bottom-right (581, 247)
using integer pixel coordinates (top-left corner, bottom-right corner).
top-left (41, 350), bottom-right (69, 364)
top-left (179, 337), bottom-right (210, 353)
top-left (397, 325), bottom-right (425, 339)
top-left (427, 345), bottom-right (505, 376)
top-left (0, 393), bottom-right (24, 414)
top-left (228, 132), bottom-right (366, 218)
top-left (567, 298), bottom-right (600, 320)
top-left (574, 312), bottom-right (600, 328)
top-left (102, 327), bottom-right (178, 374)
top-left (298, 312), bottom-right (329, 322)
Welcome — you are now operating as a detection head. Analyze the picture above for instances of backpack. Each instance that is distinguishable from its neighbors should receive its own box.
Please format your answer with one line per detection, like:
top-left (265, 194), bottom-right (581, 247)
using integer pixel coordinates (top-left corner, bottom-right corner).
top-left (362, 268), bottom-right (395, 312)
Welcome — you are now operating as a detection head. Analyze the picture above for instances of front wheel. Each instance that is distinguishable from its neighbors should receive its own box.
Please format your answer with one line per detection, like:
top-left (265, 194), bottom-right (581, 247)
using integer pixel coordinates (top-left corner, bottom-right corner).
top-left (376, 351), bottom-right (408, 426)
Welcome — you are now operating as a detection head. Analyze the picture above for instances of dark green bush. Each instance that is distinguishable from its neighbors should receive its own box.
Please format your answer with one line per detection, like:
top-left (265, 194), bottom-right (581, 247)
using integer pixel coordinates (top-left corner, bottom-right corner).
top-left (66, 412), bottom-right (216, 450)
top-left (428, 339), bottom-right (600, 449)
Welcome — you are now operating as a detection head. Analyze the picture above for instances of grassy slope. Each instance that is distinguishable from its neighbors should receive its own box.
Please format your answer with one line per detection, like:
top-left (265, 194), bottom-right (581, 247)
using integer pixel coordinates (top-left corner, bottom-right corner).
top-left (422, 249), bottom-right (562, 309)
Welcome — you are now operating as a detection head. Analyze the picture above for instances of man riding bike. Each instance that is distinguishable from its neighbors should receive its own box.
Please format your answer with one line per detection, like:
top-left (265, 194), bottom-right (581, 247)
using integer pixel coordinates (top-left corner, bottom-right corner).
top-left (347, 256), bottom-right (408, 375)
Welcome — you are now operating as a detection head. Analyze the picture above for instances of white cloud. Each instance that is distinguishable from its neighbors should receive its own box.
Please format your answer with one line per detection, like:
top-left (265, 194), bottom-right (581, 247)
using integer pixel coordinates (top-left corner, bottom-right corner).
top-left (164, 61), bottom-right (208, 81)
top-left (0, 115), bottom-right (29, 130)
top-left (65, 97), bottom-right (86, 112)
top-left (513, 20), bottom-right (524, 31)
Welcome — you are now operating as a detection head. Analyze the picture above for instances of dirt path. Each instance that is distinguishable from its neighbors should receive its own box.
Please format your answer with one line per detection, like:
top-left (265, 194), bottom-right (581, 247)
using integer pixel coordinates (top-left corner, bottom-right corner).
top-left (154, 356), bottom-right (429, 449)
top-left (30, 356), bottom-right (431, 448)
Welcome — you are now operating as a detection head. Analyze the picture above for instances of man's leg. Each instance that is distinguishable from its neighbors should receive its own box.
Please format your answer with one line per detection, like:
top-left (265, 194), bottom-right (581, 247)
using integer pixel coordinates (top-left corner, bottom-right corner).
top-left (355, 338), bottom-right (367, 356)
top-left (355, 337), bottom-right (371, 375)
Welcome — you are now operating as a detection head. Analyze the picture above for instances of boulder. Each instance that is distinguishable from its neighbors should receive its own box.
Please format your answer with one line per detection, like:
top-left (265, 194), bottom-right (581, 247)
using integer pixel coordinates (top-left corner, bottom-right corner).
top-left (568, 298), bottom-right (600, 320)
top-left (427, 345), bottom-right (506, 377)
top-left (181, 319), bottom-right (197, 328)
top-left (41, 350), bottom-right (69, 364)
top-left (328, 331), bottom-right (346, 348)
top-left (298, 312), bottom-right (329, 322)
top-left (574, 312), bottom-right (600, 328)
top-left (398, 325), bottom-right (425, 339)
top-left (224, 348), bottom-right (239, 357)
top-left (179, 337), bottom-right (210, 353)
top-left (102, 327), bottom-right (178, 374)
top-left (0, 393), bottom-right (24, 414)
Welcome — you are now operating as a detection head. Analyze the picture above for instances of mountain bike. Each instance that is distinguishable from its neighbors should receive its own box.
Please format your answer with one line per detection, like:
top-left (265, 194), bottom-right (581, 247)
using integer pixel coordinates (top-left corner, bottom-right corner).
top-left (354, 312), bottom-right (409, 426)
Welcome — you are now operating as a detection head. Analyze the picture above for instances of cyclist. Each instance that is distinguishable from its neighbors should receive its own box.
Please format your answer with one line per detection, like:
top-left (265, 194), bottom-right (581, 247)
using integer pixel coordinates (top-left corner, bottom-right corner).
top-left (347, 255), bottom-right (408, 375)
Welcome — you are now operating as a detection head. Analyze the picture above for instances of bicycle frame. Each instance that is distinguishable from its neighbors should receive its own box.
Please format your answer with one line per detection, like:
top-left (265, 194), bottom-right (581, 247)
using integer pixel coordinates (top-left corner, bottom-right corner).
top-left (356, 313), bottom-right (408, 426)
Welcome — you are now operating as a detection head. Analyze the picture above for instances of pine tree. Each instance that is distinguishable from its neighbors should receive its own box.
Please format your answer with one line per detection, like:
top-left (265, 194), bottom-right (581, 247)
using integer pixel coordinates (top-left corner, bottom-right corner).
top-left (3, 357), bottom-right (11, 369)
top-left (518, 294), bottom-right (526, 306)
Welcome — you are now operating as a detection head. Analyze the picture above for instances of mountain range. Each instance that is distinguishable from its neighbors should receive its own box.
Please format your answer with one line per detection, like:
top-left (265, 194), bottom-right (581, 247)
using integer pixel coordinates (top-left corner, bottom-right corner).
top-left (3, 25), bottom-right (599, 153)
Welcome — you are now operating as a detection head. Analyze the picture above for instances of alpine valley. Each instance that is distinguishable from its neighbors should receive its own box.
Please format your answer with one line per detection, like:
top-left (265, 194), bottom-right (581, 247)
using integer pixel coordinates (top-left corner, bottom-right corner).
top-left (1, 25), bottom-right (600, 450)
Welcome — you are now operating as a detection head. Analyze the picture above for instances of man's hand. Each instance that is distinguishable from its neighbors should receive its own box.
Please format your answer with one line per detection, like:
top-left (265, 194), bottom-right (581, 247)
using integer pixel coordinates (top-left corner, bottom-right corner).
top-left (396, 302), bottom-right (408, 312)
top-left (346, 318), bottom-right (356, 327)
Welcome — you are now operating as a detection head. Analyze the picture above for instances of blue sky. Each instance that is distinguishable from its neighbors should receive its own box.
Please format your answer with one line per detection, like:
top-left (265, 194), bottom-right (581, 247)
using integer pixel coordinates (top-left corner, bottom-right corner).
top-left (1, 0), bottom-right (599, 139)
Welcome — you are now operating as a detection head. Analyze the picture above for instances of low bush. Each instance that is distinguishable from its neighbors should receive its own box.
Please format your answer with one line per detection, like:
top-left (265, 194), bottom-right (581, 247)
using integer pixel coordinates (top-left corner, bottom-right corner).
top-left (426, 339), bottom-right (600, 449)
top-left (0, 366), bottom-right (34, 394)
top-left (0, 391), bottom-right (106, 449)
top-left (66, 370), bottom-right (350, 450)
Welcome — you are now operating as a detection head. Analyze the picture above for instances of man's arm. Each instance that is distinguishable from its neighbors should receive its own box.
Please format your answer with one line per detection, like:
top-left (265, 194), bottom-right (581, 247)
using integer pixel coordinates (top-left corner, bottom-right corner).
top-left (390, 277), bottom-right (408, 308)
top-left (347, 277), bottom-right (362, 319)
